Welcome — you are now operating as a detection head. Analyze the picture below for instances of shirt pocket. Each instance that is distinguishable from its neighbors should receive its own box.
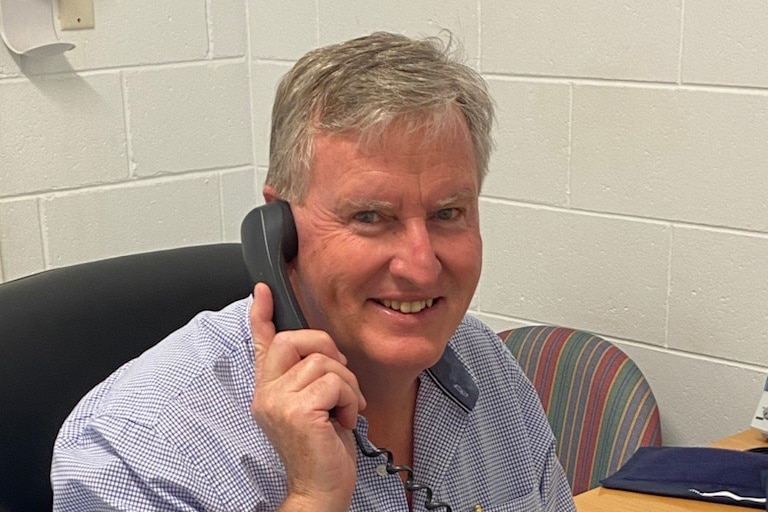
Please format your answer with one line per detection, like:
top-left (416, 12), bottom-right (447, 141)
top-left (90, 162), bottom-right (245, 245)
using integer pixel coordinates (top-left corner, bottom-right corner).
top-left (476, 489), bottom-right (541, 512)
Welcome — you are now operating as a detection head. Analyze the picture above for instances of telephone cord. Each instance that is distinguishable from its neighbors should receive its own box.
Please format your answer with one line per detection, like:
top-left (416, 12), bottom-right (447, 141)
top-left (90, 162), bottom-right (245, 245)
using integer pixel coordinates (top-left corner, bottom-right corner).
top-left (353, 428), bottom-right (452, 512)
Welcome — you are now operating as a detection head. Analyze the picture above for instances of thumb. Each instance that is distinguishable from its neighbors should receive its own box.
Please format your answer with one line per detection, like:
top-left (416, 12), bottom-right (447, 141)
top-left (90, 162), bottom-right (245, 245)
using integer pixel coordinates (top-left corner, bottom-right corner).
top-left (250, 282), bottom-right (276, 379)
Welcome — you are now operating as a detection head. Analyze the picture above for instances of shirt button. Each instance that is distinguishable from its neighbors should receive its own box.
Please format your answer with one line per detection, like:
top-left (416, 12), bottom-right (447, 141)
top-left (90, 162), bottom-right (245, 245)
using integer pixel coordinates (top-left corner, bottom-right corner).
top-left (375, 464), bottom-right (389, 477)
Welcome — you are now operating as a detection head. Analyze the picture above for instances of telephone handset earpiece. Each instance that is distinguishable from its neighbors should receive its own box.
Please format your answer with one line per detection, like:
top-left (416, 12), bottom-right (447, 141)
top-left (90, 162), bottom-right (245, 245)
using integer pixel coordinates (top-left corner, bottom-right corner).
top-left (240, 200), bottom-right (452, 511)
top-left (240, 200), bottom-right (308, 332)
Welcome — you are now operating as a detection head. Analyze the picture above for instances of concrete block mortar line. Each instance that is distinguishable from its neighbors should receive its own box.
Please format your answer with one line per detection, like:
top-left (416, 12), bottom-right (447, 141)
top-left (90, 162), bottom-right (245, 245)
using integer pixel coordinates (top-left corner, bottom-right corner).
top-left (481, 307), bottom-right (768, 374)
top-left (0, 167), bottom-right (252, 202)
top-left (677, 0), bottom-right (687, 86)
top-left (481, 72), bottom-right (768, 96)
top-left (120, 70), bottom-right (136, 179)
top-left (0, 209), bottom-right (5, 281)
top-left (3, 56), bottom-right (246, 83)
top-left (476, 0), bottom-right (482, 71)
top-left (609, 335), bottom-right (768, 375)
top-left (244, 0), bottom-right (261, 201)
top-left (216, 173), bottom-right (226, 241)
top-left (663, 225), bottom-right (674, 349)
top-left (565, 83), bottom-right (573, 209)
top-left (251, 57), bottom-right (297, 66)
top-left (205, 0), bottom-right (214, 60)
top-left (479, 195), bottom-right (768, 238)
top-left (578, 315), bottom-right (768, 372)
top-left (314, 0), bottom-right (320, 45)
top-left (37, 196), bottom-right (51, 270)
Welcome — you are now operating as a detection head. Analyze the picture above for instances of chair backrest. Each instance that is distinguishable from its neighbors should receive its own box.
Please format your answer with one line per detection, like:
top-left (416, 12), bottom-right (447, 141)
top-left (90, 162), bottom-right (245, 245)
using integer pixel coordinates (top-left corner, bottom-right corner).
top-left (0, 244), bottom-right (253, 512)
top-left (499, 325), bottom-right (662, 495)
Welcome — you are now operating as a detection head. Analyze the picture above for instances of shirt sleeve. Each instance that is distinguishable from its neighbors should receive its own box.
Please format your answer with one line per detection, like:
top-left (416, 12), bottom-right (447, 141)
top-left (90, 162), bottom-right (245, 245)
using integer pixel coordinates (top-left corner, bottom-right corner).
top-left (51, 414), bottom-right (227, 512)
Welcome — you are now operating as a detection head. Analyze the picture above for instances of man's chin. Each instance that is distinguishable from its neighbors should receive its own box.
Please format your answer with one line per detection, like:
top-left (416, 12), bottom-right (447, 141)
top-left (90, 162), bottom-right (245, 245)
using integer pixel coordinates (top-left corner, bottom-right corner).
top-left (350, 333), bottom-right (450, 373)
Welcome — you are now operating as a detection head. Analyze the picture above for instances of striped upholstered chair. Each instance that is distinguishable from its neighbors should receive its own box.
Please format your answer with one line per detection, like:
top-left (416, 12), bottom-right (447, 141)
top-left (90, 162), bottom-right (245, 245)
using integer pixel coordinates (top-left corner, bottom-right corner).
top-left (498, 325), bottom-right (662, 495)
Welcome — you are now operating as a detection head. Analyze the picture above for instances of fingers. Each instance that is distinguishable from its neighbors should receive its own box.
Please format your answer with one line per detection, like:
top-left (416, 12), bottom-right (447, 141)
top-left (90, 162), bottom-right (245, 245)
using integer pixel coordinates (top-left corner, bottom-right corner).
top-left (281, 353), bottom-right (367, 414)
top-left (306, 373), bottom-right (362, 431)
top-left (250, 283), bottom-right (348, 378)
top-left (249, 282), bottom-right (366, 415)
top-left (261, 331), bottom-right (349, 381)
top-left (251, 282), bottom-right (276, 380)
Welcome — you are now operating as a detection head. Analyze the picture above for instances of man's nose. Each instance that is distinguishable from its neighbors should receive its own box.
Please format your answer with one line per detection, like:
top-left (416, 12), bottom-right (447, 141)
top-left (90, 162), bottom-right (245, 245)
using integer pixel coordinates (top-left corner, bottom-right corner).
top-left (388, 219), bottom-right (441, 285)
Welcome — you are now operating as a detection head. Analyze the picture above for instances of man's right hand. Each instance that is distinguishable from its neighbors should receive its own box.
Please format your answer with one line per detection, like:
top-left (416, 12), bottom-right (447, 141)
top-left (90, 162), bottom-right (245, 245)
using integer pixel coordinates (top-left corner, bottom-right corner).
top-left (249, 283), bottom-right (367, 511)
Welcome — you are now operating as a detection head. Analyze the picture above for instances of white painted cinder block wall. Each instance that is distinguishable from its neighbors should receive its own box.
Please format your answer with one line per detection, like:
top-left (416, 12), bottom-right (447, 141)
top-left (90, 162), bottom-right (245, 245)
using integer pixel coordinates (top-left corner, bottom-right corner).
top-left (0, 1), bottom-right (766, 447)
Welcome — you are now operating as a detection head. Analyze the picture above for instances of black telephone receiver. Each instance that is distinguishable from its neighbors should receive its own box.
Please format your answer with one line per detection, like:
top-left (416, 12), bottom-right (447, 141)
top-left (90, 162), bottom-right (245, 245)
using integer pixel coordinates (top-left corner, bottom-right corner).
top-left (240, 201), bottom-right (308, 332)
top-left (240, 200), bottom-right (452, 511)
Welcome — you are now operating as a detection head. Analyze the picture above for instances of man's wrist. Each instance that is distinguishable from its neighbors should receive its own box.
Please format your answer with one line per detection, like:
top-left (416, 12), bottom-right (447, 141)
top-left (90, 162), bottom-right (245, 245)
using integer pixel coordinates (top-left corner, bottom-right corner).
top-left (277, 490), bottom-right (352, 512)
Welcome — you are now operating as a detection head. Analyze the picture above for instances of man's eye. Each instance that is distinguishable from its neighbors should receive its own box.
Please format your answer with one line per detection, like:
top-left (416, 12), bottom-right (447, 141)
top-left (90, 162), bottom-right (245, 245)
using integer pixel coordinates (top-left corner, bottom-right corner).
top-left (354, 211), bottom-right (380, 223)
top-left (435, 208), bottom-right (460, 221)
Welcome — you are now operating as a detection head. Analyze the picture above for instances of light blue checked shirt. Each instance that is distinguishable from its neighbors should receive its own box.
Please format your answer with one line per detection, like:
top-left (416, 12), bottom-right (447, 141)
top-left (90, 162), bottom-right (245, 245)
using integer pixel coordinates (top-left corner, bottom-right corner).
top-left (52, 298), bottom-right (575, 511)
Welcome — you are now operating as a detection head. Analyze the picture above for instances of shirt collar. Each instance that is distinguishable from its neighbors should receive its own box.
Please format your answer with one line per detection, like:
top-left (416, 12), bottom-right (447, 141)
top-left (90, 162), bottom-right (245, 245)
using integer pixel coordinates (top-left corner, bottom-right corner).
top-left (424, 343), bottom-right (479, 413)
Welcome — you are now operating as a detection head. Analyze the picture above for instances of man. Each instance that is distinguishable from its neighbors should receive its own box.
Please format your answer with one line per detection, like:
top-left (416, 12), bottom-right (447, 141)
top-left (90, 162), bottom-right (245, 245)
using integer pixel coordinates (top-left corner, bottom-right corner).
top-left (52, 32), bottom-right (575, 511)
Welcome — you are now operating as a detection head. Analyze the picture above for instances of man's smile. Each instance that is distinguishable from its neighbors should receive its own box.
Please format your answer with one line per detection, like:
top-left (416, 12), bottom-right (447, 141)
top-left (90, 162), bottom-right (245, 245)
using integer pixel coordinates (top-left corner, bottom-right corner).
top-left (376, 298), bottom-right (436, 314)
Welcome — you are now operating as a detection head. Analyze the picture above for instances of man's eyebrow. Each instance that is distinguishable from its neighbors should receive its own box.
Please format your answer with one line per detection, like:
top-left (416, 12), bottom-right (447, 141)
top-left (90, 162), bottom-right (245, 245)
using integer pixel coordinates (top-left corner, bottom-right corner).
top-left (341, 189), bottom-right (476, 211)
top-left (435, 188), bottom-right (478, 208)
top-left (342, 197), bottom-right (395, 211)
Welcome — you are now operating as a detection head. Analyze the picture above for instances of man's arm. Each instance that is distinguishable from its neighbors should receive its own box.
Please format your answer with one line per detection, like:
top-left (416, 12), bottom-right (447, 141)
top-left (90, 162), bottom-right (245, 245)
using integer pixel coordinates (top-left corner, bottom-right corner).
top-left (52, 416), bottom-right (226, 511)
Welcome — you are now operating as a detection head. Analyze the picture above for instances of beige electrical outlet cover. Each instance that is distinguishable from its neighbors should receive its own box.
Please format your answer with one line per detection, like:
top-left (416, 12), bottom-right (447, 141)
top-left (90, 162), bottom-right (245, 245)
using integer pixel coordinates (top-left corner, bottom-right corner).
top-left (58, 0), bottom-right (94, 30)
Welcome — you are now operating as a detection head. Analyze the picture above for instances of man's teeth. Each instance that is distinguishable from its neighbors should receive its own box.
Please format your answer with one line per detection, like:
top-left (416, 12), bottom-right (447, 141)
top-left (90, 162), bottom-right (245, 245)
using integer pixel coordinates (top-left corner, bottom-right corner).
top-left (380, 298), bottom-right (435, 314)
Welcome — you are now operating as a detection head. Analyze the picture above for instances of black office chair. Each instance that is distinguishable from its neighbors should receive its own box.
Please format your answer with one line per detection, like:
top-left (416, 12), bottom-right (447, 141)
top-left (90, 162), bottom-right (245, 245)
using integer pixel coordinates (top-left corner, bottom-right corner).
top-left (0, 244), bottom-right (253, 512)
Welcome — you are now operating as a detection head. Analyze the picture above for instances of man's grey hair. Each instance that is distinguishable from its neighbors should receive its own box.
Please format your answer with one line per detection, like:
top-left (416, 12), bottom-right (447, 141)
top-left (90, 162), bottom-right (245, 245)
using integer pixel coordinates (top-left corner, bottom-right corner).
top-left (266, 31), bottom-right (495, 203)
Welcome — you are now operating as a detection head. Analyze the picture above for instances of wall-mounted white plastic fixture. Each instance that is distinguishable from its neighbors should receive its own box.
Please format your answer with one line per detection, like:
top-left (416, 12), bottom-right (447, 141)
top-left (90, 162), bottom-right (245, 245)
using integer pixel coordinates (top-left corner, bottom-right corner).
top-left (0, 0), bottom-right (75, 57)
top-left (58, 0), bottom-right (94, 30)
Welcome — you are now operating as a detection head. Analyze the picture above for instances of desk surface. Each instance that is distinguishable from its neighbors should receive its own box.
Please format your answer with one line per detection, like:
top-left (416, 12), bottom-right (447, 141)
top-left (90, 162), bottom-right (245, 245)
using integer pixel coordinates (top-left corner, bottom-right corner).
top-left (574, 428), bottom-right (768, 512)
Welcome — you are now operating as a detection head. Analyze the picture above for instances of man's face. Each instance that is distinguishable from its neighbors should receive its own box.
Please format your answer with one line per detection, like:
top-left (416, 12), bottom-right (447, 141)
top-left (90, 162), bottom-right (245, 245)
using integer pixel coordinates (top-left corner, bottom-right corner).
top-left (288, 114), bottom-right (482, 376)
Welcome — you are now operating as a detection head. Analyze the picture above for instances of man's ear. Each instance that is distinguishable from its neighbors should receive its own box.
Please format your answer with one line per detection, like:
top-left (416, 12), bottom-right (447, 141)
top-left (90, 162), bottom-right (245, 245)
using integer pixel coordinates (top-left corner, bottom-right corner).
top-left (262, 185), bottom-right (279, 204)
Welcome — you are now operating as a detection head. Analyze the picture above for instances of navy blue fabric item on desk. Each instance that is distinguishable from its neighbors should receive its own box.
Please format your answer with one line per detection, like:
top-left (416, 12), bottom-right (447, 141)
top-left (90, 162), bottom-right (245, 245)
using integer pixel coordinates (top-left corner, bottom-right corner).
top-left (600, 446), bottom-right (768, 509)
top-left (763, 470), bottom-right (768, 509)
